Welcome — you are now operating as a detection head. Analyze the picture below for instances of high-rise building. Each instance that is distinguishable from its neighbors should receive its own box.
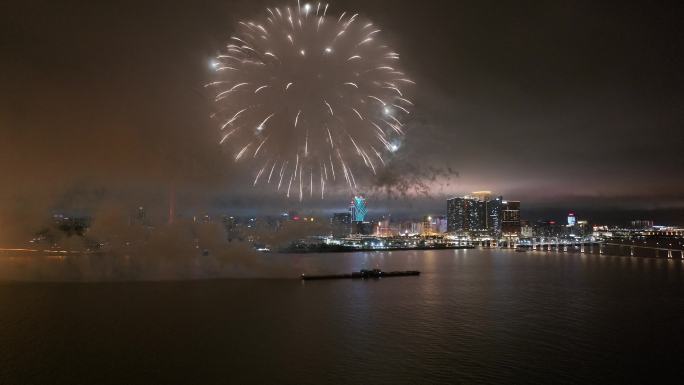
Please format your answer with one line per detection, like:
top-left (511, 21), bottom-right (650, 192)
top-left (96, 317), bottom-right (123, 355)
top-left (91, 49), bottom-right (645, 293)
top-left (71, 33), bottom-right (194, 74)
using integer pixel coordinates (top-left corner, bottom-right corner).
top-left (471, 191), bottom-right (503, 235)
top-left (447, 197), bottom-right (477, 233)
top-left (421, 216), bottom-right (432, 235)
top-left (567, 212), bottom-right (576, 226)
top-left (575, 220), bottom-right (590, 237)
top-left (347, 196), bottom-right (371, 235)
top-left (332, 212), bottom-right (351, 225)
top-left (331, 212), bottom-right (352, 236)
top-left (349, 196), bottom-right (367, 222)
top-left (486, 197), bottom-right (504, 235)
top-left (447, 193), bottom-right (504, 235)
top-left (501, 201), bottom-right (521, 236)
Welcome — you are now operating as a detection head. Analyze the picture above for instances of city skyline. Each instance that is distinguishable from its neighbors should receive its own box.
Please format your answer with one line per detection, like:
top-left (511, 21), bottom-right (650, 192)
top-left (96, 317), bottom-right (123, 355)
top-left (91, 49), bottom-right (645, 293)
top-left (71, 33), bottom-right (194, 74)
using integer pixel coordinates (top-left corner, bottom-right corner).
top-left (28, 191), bottom-right (684, 227)
top-left (47, 190), bottom-right (676, 229)
top-left (3, 0), bottom-right (684, 228)
top-left (2, 2), bottom-right (684, 384)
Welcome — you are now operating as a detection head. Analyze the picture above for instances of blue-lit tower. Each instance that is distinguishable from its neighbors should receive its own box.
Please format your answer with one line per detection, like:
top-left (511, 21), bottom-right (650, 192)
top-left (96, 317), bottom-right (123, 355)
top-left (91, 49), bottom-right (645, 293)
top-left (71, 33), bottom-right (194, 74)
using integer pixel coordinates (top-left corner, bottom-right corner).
top-left (349, 196), bottom-right (367, 222)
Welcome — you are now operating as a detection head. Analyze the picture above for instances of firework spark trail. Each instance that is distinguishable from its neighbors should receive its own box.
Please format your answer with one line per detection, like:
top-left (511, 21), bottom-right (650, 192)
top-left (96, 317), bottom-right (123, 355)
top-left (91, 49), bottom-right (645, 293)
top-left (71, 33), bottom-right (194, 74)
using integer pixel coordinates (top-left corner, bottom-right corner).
top-left (253, 137), bottom-right (269, 157)
top-left (298, 165), bottom-right (303, 201)
top-left (253, 161), bottom-right (269, 185)
top-left (286, 172), bottom-right (294, 197)
top-left (267, 161), bottom-right (277, 183)
top-left (210, 1), bottom-right (414, 199)
top-left (329, 153), bottom-right (336, 180)
top-left (277, 161), bottom-right (287, 190)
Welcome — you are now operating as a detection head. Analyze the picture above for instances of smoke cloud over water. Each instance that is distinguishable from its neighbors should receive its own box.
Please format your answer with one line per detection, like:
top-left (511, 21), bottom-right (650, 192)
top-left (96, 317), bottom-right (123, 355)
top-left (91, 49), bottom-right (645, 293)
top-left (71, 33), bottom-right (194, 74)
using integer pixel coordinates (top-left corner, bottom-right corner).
top-left (0, 180), bottom-right (351, 281)
top-left (0, 220), bottom-right (299, 282)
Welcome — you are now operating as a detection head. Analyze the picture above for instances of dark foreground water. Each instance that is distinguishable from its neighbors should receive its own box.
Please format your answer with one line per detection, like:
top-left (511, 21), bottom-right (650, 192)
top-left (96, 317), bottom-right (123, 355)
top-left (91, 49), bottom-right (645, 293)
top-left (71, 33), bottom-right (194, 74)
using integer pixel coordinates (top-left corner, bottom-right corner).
top-left (1, 249), bottom-right (684, 384)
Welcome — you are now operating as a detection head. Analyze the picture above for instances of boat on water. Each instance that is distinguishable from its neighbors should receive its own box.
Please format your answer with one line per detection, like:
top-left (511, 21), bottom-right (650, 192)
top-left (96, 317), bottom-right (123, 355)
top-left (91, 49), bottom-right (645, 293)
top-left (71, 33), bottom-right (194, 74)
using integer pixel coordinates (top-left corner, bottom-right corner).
top-left (301, 268), bottom-right (420, 281)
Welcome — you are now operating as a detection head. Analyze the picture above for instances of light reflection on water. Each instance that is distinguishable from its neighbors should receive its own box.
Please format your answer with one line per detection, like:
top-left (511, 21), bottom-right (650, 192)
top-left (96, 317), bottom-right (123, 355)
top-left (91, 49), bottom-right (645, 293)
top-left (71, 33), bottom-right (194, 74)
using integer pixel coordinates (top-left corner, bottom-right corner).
top-left (0, 249), bottom-right (683, 384)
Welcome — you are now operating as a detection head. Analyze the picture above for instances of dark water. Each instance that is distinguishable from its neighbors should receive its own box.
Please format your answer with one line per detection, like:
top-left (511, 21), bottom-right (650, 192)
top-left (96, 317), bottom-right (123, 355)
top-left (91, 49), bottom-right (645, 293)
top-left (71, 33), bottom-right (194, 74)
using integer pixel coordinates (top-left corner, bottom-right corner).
top-left (1, 249), bottom-right (684, 384)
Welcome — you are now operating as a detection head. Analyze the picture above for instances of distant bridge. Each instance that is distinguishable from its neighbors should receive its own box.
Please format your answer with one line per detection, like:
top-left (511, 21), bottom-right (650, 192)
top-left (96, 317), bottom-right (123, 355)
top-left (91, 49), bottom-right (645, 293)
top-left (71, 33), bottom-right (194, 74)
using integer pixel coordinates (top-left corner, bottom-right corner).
top-left (601, 241), bottom-right (684, 259)
top-left (513, 239), bottom-right (600, 253)
top-left (509, 238), bottom-right (684, 259)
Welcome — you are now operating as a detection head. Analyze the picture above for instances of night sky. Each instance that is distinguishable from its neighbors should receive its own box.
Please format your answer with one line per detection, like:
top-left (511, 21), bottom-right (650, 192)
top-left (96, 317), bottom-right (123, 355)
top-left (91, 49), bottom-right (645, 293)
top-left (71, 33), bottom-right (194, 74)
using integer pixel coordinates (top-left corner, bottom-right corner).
top-left (2, 0), bottom-right (684, 223)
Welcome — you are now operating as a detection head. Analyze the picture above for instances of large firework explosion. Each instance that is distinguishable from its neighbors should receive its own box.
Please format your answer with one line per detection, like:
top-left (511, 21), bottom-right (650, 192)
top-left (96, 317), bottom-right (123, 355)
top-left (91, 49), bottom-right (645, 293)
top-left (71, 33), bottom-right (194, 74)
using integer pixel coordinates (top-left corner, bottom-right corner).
top-left (208, 1), bottom-right (414, 200)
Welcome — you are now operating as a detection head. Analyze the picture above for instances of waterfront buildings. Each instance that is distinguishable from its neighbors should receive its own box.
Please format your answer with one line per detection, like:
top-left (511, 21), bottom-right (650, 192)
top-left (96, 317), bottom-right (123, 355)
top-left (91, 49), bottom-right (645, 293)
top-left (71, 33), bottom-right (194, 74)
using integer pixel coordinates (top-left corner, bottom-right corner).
top-left (573, 220), bottom-right (590, 237)
top-left (532, 220), bottom-right (565, 237)
top-left (446, 192), bottom-right (509, 237)
top-left (430, 216), bottom-right (448, 234)
top-left (520, 220), bottom-right (534, 237)
top-left (446, 197), bottom-right (473, 233)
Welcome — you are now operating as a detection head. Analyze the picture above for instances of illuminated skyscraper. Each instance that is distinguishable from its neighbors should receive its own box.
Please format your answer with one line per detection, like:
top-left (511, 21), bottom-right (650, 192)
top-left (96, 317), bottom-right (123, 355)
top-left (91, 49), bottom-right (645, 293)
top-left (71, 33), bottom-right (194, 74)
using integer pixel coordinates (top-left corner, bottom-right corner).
top-left (447, 193), bottom-right (504, 235)
top-left (349, 196), bottom-right (367, 222)
top-left (447, 197), bottom-right (476, 233)
top-left (487, 196), bottom-right (504, 235)
top-left (567, 212), bottom-right (576, 226)
top-left (502, 201), bottom-right (521, 236)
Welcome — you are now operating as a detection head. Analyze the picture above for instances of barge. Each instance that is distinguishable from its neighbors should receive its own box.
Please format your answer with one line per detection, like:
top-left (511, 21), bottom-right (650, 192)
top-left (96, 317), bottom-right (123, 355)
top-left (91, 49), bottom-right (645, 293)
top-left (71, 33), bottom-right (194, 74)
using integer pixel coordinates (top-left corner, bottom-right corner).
top-left (301, 268), bottom-right (420, 280)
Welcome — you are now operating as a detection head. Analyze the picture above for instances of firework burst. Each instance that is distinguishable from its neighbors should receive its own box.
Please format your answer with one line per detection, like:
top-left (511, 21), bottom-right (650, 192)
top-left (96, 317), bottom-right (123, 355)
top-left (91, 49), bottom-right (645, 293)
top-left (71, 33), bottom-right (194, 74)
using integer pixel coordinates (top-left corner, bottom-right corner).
top-left (208, 1), bottom-right (414, 200)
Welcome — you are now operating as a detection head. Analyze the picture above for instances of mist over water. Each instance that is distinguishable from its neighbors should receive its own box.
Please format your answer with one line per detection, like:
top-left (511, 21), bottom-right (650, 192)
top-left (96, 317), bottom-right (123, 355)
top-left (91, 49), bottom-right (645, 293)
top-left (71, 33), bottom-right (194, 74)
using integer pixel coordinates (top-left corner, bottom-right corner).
top-left (0, 221), bottom-right (313, 281)
top-left (0, 183), bottom-right (345, 281)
